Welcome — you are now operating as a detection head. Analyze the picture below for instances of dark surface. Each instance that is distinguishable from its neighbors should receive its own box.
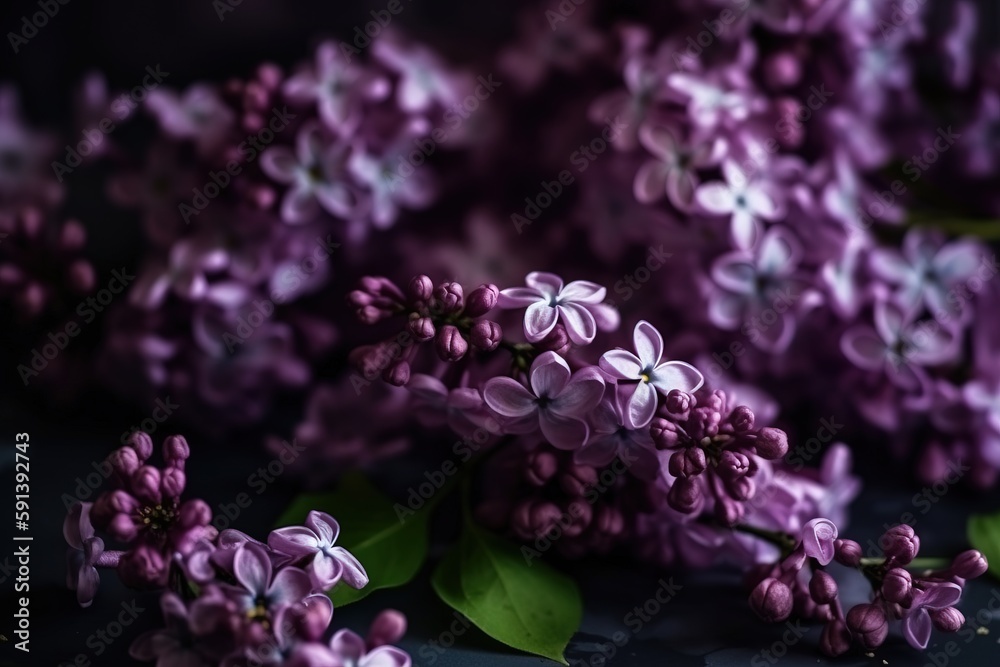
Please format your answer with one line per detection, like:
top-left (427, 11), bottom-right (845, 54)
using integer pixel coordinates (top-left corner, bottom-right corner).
top-left (1, 407), bottom-right (1000, 667)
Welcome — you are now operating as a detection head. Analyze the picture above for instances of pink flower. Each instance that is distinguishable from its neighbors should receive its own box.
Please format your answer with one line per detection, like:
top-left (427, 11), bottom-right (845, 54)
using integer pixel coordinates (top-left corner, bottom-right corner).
top-left (499, 272), bottom-right (619, 345)
top-left (482, 351), bottom-right (605, 450)
top-left (599, 321), bottom-right (703, 428)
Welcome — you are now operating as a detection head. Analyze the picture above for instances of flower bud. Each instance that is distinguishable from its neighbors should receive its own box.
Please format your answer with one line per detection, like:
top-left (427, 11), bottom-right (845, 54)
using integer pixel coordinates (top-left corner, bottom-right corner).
top-left (755, 427), bottom-right (788, 460)
top-left (560, 464), bottom-right (598, 497)
top-left (408, 316), bottom-right (436, 342)
top-left (361, 276), bottom-right (404, 302)
top-left (434, 282), bottom-right (464, 314)
top-left (119, 544), bottom-right (169, 588)
top-left (749, 578), bottom-right (793, 623)
top-left (649, 417), bottom-right (680, 449)
top-left (127, 432), bottom-right (154, 461)
top-left (930, 607), bottom-right (965, 633)
top-left (108, 447), bottom-right (140, 481)
top-left (357, 304), bottom-right (388, 324)
top-left (834, 539), bottom-right (862, 567)
top-left (177, 499), bottom-right (212, 528)
top-left (726, 475), bottom-right (755, 501)
top-left (950, 550), bottom-right (989, 579)
top-left (109, 513), bottom-right (139, 542)
top-left (91, 490), bottom-right (139, 530)
top-left (846, 603), bottom-right (888, 650)
top-left (408, 274), bottom-right (433, 301)
top-left (809, 570), bottom-right (839, 605)
top-left (527, 450), bottom-right (559, 486)
top-left (562, 500), bottom-right (592, 537)
top-left (161, 467), bottom-right (186, 499)
top-left (881, 524), bottom-right (920, 564)
top-left (68, 260), bottom-right (96, 293)
top-left (531, 502), bottom-right (563, 537)
top-left (593, 506), bottom-right (624, 536)
top-left (435, 325), bottom-right (468, 362)
top-left (470, 320), bottom-right (502, 351)
top-left (383, 360), bottom-right (411, 386)
top-left (368, 609), bottom-right (407, 648)
top-left (668, 448), bottom-right (706, 478)
top-left (163, 435), bottom-right (190, 467)
top-left (664, 390), bottom-right (694, 419)
top-left (881, 568), bottom-right (912, 604)
top-left (718, 451), bottom-right (750, 481)
top-left (729, 406), bottom-right (755, 432)
top-left (535, 324), bottom-right (569, 353)
top-left (131, 466), bottom-right (162, 504)
top-left (718, 496), bottom-right (745, 525)
top-left (465, 284), bottom-right (499, 317)
top-left (820, 618), bottom-right (851, 657)
top-left (667, 476), bottom-right (701, 513)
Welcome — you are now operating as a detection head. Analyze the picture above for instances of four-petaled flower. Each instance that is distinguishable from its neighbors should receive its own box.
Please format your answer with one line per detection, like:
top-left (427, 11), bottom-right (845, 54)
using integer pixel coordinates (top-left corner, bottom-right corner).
top-left (499, 272), bottom-right (619, 345)
top-left (696, 159), bottom-right (782, 250)
top-left (483, 351), bottom-right (605, 449)
top-left (902, 583), bottom-right (963, 649)
top-left (268, 510), bottom-right (369, 590)
top-left (599, 320), bottom-right (704, 428)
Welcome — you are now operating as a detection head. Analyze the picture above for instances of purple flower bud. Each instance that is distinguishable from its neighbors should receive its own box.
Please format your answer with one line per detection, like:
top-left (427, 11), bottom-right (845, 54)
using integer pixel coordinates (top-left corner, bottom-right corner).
top-left (562, 500), bottom-right (592, 537)
top-left (820, 619), bottom-right (851, 657)
top-left (749, 578), bottom-right (793, 623)
top-left (368, 609), bottom-right (407, 649)
top-left (846, 603), bottom-right (888, 650)
top-left (162, 467), bottom-right (186, 500)
top-left (383, 360), bottom-right (411, 386)
top-left (950, 550), bottom-right (989, 579)
top-left (127, 432), bottom-right (154, 461)
top-left (163, 435), bottom-right (190, 467)
top-left (108, 447), bottom-right (140, 481)
top-left (465, 284), bottom-right (499, 317)
top-left (667, 476), bottom-right (700, 513)
top-left (177, 499), bottom-right (211, 529)
top-left (882, 524), bottom-right (920, 564)
top-left (408, 274), bottom-right (433, 301)
top-left (834, 539), bottom-right (863, 567)
top-left (348, 290), bottom-right (374, 307)
top-left (755, 427), bottom-right (788, 460)
top-left (435, 325), bottom-right (468, 361)
top-left (119, 544), bottom-right (169, 588)
top-left (132, 466), bottom-right (162, 504)
top-left (470, 320), bottom-right (502, 351)
top-left (560, 465), bottom-right (598, 497)
top-left (531, 502), bottom-right (563, 537)
top-left (809, 570), bottom-right (839, 605)
top-left (434, 282), bottom-right (464, 314)
top-left (668, 448), bottom-right (706, 478)
top-left (719, 451), bottom-right (750, 481)
top-left (358, 304), bottom-right (388, 324)
top-left (802, 518), bottom-right (838, 566)
top-left (881, 568), bottom-right (912, 604)
top-left (361, 276), bottom-right (405, 302)
top-left (930, 607), bottom-right (965, 633)
top-left (109, 513), bottom-right (139, 542)
top-left (729, 406), bottom-right (755, 432)
top-left (726, 475), bottom-right (755, 501)
top-left (408, 316), bottom-right (435, 342)
top-left (718, 496), bottom-right (745, 525)
top-left (527, 451), bottom-right (559, 486)
top-left (535, 324), bottom-right (569, 353)
top-left (664, 390), bottom-right (694, 419)
top-left (594, 506), bottom-right (624, 536)
top-left (650, 418), bottom-right (680, 449)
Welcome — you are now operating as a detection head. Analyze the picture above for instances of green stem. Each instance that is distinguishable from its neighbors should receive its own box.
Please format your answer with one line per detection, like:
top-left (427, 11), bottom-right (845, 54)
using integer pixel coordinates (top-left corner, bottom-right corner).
top-left (729, 523), bottom-right (798, 556)
top-left (859, 556), bottom-right (949, 571)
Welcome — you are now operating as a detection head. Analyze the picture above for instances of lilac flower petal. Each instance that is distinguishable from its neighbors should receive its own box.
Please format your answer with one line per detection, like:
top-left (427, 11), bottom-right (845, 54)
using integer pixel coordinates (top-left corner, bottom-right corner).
top-left (634, 161), bottom-right (669, 203)
top-left (331, 629), bottom-right (366, 662)
top-left (311, 550), bottom-right (344, 588)
top-left (869, 249), bottom-right (912, 284)
top-left (712, 255), bottom-right (756, 294)
top-left (696, 181), bottom-right (735, 215)
top-left (560, 280), bottom-right (607, 303)
top-left (76, 565), bottom-right (100, 608)
top-left (731, 209), bottom-right (760, 251)
top-left (918, 582), bottom-right (963, 609)
top-left (525, 271), bottom-right (564, 297)
top-left (482, 378), bottom-right (537, 417)
top-left (638, 124), bottom-right (678, 158)
top-left (575, 435), bottom-right (619, 468)
top-left (365, 646), bottom-right (413, 667)
top-left (903, 608), bottom-right (933, 650)
top-left (315, 183), bottom-right (356, 218)
top-left (746, 187), bottom-right (780, 220)
top-left (841, 326), bottom-right (887, 370)
top-left (801, 518), bottom-right (838, 565)
top-left (524, 301), bottom-right (559, 341)
top-left (530, 352), bottom-right (571, 398)
top-left (708, 291), bottom-right (746, 329)
top-left (270, 567), bottom-right (314, 606)
top-left (498, 287), bottom-right (543, 308)
top-left (551, 368), bottom-right (605, 417)
top-left (650, 361), bottom-right (704, 395)
top-left (260, 147), bottom-right (299, 184)
top-left (329, 545), bottom-right (369, 588)
top-left (282, 187), bottom-right (320, 225)
top-left (539, 411), bottom-right (589, 450)
top-left (269, 527), bottom-right (322, 557)
top-left (633, 320), bottom-right (664, 368)
top-left (557, 302), bottom-right (598, 345)
top-left (666, 168), bottom-right (698, 210)
top-left (758, 227), bottom-right (799, 276)
top-left (626, 382), bottom-right (659, 429)
top-left (233, 543), bottom-right (272, 595)
top-left (599, 350), bottom-right (643, 379)
top-left (585, 302), bottom-right (620, 331)
top-left (306, 511), bottom-right (340, 546)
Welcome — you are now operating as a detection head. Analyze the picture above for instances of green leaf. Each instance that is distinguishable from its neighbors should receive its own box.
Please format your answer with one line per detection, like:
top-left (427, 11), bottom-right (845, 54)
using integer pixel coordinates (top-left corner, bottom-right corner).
top-left (968, 511), bottom-right (1000, 580)
top-left (431, 521), bottom-right (582, 664)
top-left (274, 472), bottom-right (429, 606)
top-left (910, 217), bottom-right (1000, 240)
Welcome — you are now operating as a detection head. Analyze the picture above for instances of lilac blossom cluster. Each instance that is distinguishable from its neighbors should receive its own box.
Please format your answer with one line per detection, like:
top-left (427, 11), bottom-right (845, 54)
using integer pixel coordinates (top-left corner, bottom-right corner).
top-left (64, 432), bottom-right (411, 667)
top-left (748, 518), bottom-right (988, 656)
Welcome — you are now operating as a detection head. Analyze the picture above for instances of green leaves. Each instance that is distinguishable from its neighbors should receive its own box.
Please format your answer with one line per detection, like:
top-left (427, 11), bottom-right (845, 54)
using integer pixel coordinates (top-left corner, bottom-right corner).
top-left (432, 520), bottom-right (582, 664)
top-left (275, 473), bottom-right (429, 606)
top-left (968, 510), bottom-right (1000, 580)
top-left (909, 216), bottom-right (1000, 240)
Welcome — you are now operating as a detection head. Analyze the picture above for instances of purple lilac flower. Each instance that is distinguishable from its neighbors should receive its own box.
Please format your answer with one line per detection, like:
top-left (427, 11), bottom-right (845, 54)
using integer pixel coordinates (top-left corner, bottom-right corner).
top-left (599, 320), bottom-right (704, 428)
top-left (633, 125), bottom-right (724, 210)
top-left (498, 272), bottom-right (619, 345)
top-left (145, 84), bottom-right (235, 156)
top-left (696, 159), bottom-right (782, 250)
top-left (268, 511), bottom-right (368, 590)
top-left (482, 351), bottom-right (605, 450)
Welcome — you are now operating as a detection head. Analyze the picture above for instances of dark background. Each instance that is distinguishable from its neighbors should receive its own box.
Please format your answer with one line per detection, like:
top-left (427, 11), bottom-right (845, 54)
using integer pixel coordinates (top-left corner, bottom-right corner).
top-left (2, 0), bottom-right (1000, 665)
